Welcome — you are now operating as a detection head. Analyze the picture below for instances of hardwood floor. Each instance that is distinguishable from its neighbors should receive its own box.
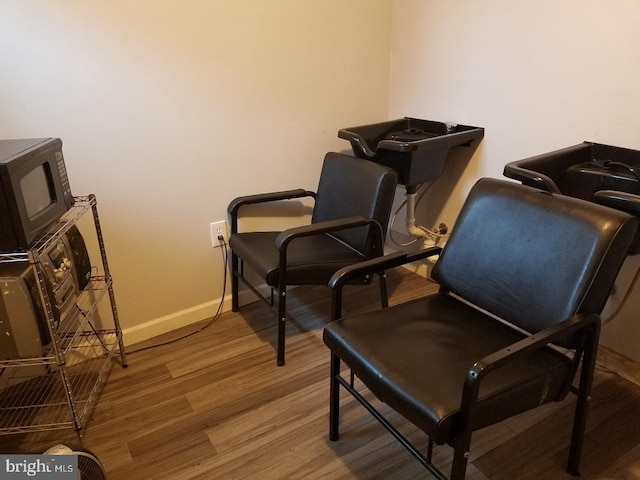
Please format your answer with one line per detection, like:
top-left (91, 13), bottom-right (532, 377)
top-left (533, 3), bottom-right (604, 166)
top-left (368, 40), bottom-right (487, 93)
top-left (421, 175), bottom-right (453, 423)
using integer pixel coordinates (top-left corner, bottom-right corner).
top-left (2, 268), bottom-right (640, 479)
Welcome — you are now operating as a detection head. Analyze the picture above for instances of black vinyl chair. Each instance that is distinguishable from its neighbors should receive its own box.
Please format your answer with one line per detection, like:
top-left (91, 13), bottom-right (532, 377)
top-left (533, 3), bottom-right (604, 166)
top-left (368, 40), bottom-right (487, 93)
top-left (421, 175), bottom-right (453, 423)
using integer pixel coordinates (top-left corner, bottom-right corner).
top-left (323, 178), bottom-right (638, 479)
top-left (228, 152), bottom-right (398, 366)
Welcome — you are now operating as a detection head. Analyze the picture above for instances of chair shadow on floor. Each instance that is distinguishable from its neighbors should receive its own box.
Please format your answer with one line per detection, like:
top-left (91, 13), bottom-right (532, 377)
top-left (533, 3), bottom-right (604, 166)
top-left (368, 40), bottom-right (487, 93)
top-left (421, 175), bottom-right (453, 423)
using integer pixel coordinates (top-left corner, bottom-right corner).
top-left (237, 269), bottom-right (438, 363)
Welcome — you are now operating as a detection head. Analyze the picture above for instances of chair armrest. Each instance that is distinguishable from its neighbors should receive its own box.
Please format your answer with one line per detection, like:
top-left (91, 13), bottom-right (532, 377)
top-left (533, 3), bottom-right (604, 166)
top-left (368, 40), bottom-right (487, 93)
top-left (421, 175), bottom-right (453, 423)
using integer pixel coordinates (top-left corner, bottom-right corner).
top-left (469, 312), bottom-right (600, 381)
top-left (329, 247), bottom-right (442, 290)
top-left (274, 216), bottom-right (388, 296)
top-left (328, 247), bottom-right (443, 320)
top-left (457, 312), bottom-right (601, 442)
top-left (227, 189), bottom-right (316, 233)
top-left (274, 215), bottom-right (379, 250)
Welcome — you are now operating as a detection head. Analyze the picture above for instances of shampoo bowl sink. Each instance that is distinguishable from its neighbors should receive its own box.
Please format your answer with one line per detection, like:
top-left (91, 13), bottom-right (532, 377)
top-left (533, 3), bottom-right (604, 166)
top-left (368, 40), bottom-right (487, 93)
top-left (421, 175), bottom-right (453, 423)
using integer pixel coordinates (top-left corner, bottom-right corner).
top-left (339, 117), bottom-right (484, 190)
top-left (504, 141), bottom-right (640, 252)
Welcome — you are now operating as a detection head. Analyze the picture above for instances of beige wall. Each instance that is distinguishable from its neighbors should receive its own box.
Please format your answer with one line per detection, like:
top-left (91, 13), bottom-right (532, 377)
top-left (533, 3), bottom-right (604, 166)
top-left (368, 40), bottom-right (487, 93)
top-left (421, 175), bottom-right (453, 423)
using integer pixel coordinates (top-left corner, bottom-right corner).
top-left (3, 1), bottom-right (640, 359)
top-left (388, 0), bottom-right (640, 361)
top-left (0, 1), bottom-right (392, 344)
top-left (389, 0), bottom-right (640, 228)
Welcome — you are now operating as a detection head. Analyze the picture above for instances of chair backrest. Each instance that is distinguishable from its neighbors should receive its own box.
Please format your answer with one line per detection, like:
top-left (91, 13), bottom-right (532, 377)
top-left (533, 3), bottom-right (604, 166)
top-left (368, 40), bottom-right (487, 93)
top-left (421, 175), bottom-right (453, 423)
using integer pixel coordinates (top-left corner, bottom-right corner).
top-left (312, 152), bottom-right (398, 257)
top-left (432, 178), bottom-right (638, 338)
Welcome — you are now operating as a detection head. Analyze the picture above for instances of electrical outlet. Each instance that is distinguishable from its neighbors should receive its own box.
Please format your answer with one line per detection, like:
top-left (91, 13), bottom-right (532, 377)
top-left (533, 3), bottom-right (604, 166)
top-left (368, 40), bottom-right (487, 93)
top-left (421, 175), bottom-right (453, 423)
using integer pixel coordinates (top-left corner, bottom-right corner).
top-left (210, 220), bottom-right (228, 248)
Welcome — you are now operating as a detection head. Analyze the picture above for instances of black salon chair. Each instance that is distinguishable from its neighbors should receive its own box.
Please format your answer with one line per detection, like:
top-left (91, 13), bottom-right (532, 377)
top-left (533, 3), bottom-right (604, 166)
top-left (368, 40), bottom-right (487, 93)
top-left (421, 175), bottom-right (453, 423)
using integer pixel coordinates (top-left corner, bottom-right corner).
top-left (228, 152), bottom-right (398, 366)
top-left (323, 178), bottom-right (638, 479)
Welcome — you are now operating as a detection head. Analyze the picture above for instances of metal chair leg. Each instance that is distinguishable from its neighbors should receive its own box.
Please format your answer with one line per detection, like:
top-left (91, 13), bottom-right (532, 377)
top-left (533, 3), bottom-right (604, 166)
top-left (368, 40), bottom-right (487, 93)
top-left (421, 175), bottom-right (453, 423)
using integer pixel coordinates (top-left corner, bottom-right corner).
top-left (329, 353), bottom-right (341, 441)
top-left (426, 437), bottom-right (434, 463)
top-left (231, 252), bottom-right (239, 312)
top-left (450, 436), bottom-right (471, 480)
top-left (567, 325), bottom-right (599, 475)
top-left (276, 287), bottom-right (287, 366)
top-left (378, 271), bottom-right (389, 308)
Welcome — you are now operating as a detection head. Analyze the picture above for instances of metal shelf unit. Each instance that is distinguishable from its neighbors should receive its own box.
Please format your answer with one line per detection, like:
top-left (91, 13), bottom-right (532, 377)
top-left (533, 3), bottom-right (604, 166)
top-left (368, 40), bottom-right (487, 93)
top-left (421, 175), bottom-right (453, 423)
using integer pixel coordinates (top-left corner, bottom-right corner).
top-left (0, 195), bottom-right (127, 436)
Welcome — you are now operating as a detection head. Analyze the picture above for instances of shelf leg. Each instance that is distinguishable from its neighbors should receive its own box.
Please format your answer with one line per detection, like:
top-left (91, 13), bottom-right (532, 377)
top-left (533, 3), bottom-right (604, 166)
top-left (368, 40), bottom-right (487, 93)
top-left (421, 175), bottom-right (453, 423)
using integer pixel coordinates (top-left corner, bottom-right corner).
top-left (90, 195), bottom-right (128, 368)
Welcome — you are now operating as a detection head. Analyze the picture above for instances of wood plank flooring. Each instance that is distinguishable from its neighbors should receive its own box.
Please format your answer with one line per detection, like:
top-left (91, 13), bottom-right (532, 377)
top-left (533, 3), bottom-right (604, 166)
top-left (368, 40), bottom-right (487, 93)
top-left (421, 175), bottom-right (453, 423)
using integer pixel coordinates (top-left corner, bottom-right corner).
top-left (2, 268), bottom-right (640, 479)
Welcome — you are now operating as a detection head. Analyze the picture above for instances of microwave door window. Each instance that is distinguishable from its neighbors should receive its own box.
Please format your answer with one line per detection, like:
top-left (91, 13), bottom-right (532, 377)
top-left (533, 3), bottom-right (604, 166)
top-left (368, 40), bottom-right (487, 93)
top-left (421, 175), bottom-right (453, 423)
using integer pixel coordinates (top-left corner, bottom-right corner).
top-left (20, 165), bottom-right (54, 218)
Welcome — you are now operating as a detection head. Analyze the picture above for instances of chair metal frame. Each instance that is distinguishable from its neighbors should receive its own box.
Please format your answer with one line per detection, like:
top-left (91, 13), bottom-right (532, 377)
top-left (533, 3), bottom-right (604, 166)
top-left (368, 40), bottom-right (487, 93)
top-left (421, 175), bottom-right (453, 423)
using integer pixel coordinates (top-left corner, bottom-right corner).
top-left (228, 188), bottom-right (390, 366)
top-left (327, 248), bottom-right (600, 480)
top-left (323, 178), bottom-right (638, 479)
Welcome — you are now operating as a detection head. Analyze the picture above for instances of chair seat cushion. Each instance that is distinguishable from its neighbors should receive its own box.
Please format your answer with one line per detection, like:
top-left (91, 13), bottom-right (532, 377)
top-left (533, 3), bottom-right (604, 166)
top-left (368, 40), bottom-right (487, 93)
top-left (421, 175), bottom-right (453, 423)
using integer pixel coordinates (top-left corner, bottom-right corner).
top-left (323, 293), bottom-right (573, 445)
top-left (230, 231), bottom-right (366, 286)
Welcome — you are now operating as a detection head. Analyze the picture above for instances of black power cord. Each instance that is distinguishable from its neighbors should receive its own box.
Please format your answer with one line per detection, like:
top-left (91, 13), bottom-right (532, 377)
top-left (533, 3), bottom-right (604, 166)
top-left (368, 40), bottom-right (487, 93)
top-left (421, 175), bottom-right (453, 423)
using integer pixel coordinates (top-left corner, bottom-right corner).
top-left (128, 237), bottom-right (229, 354)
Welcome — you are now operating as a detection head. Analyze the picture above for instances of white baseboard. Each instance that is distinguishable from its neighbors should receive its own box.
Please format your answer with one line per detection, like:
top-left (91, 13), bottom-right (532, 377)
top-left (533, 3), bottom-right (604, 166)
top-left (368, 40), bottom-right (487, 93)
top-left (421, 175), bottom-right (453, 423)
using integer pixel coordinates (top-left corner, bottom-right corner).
top-left (121, 286), bottom-right (269, 347)
top-left (597, 344), bottom-right (640, 387)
